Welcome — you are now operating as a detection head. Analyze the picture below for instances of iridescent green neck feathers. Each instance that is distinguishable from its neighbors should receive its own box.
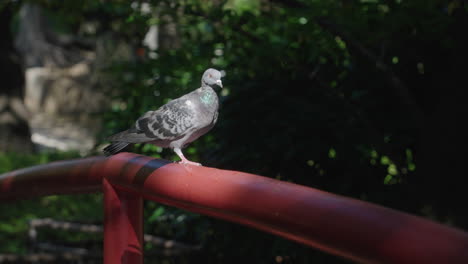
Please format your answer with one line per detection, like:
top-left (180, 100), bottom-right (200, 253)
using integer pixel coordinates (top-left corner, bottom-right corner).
top-left (200, 87), bottom-right (217, 106)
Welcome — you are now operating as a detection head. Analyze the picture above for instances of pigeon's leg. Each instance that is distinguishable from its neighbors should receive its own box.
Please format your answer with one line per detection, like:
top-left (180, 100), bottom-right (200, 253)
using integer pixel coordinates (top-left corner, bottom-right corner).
top-left (173, 148), bottom-right (201, 166)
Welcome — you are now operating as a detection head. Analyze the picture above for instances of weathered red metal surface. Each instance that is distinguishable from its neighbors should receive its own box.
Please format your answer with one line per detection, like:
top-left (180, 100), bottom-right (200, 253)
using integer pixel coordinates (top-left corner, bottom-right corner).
top-left (1, 152), bottom-right (468, 264)
top-left (103, 178), bottom-right (143, 264)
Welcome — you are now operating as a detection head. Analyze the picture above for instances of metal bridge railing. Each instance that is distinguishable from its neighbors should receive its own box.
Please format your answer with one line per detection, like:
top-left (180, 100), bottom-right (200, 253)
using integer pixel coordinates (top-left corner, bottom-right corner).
top-left (1, 152), bottom-right (468, 264)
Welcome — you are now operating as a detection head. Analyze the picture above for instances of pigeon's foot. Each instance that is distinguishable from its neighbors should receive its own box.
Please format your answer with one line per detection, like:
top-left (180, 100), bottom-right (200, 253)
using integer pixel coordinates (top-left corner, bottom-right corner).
top-left (178, 160), bottom-right (202, 166)
top-left (174, 147), bottom-right (202, 166)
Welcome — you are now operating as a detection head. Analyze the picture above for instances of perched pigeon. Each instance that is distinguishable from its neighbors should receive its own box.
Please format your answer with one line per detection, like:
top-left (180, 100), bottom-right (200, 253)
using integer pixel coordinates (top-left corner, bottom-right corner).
top-left (103, 68), bottom-right (223, 166)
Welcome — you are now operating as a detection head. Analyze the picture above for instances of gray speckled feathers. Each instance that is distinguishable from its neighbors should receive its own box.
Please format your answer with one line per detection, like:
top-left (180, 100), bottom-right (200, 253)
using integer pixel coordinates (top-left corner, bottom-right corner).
top-left (104, 68), bottom-right (223, 166)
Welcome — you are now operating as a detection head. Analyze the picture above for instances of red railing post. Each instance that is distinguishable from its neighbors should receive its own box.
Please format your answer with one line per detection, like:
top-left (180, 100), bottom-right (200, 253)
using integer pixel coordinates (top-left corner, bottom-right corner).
top-left (103, 178), bottom-right (143, 264)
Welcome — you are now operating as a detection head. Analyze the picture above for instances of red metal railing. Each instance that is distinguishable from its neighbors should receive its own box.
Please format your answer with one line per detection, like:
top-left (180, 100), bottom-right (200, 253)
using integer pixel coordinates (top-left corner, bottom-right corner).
top-left (1, 152), bottom-right (468, 264)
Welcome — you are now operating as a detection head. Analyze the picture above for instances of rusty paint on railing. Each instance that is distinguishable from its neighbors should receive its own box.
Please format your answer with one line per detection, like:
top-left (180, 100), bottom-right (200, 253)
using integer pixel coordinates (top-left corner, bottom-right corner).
top-left (1, 152), bottom-right (468, 264)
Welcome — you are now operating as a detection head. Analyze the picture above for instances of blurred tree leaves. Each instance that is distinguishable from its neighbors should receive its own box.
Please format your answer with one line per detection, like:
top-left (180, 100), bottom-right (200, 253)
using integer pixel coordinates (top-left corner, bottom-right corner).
top-left (1, 0), bottom-right (467, 262)
top-left (224, 0), bottom-right (261, 16)
top-left (0, 152), bottom-right (102, 254)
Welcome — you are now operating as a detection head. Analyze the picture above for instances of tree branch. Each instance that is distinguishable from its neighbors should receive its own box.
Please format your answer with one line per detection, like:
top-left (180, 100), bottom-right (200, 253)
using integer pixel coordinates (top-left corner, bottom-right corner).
top-left (28, 218), bottom-right (201, 252)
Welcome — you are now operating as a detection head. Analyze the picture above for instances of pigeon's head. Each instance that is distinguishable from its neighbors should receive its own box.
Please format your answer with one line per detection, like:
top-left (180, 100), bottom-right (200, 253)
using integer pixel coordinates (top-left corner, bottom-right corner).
top-left (201, 68), bottom-right (223, 89)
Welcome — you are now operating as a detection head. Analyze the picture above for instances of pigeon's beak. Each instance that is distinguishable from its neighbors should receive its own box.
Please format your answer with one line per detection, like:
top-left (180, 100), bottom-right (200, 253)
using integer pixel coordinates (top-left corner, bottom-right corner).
top-left (216, 79), bottom-right (223, 88)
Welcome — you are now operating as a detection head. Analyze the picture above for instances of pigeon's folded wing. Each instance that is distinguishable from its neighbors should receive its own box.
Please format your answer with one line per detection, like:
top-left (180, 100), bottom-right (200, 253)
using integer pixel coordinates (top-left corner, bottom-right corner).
top-left (107, 100), bottom-right (196, 143)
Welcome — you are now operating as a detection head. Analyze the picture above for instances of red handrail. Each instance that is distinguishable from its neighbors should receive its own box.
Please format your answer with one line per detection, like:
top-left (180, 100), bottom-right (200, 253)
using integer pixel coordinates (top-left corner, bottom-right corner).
top-left (1, 152), bottom-right (468, 264)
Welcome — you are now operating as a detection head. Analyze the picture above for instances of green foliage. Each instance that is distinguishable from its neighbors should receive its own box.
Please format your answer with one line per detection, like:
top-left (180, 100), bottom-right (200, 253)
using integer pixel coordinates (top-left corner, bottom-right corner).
top-left (2, 0), bottom-right (468, 262)
top-left (0, 151), bottom-right (103, 254)
top-left (0, 151), bottom-right (79, 174)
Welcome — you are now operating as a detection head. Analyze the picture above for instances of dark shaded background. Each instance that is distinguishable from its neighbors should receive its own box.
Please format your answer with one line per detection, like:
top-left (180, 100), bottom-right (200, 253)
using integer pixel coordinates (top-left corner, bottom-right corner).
top-left (1, 0), bottom-right (467, 263)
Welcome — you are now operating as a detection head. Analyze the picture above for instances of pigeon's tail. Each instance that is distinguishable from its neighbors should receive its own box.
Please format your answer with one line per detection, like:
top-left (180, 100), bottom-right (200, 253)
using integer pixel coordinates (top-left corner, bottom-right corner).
top-left (103, 142), bottom-right (130, 156)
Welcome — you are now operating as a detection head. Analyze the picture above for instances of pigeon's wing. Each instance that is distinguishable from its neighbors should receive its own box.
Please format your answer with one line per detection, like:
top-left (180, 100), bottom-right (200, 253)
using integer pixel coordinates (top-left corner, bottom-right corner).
top-left (108, 98), bottom-right (196, 143)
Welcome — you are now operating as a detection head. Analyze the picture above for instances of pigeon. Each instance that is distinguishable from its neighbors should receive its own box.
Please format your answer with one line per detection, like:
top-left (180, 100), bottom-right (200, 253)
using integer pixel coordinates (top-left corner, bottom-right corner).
top-left (103, 68), bottom-right (223, 166)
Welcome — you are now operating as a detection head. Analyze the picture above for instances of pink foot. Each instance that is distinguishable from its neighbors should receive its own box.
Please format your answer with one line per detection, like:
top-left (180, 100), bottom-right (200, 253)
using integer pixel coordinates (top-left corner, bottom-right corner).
top-left (173, 148), bottom-right (202, 166)
top-left (178, 160), bottom-right (202, 166)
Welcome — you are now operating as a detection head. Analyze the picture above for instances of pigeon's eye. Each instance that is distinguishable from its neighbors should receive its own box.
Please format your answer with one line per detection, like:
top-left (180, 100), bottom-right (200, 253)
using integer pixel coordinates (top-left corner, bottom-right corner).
top-left (208, 74), bottom-right (212, 78)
